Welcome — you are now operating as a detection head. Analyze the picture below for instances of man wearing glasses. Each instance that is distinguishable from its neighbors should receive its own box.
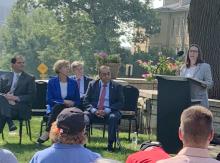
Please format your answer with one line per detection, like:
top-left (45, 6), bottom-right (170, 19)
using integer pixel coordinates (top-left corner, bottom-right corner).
top-left (0, 55), bottom-right (35, 133)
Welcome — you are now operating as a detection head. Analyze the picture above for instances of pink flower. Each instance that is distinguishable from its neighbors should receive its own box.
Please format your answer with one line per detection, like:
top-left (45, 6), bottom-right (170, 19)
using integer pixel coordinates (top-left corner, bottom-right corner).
top-left (136, 60), bottom-right (142, 64)
top-left (142, 73), bottom-right (148, 78)
top-left (99, 52), bottom-right (108, 58)
top-left (142, 73), bottom-right (152, 78)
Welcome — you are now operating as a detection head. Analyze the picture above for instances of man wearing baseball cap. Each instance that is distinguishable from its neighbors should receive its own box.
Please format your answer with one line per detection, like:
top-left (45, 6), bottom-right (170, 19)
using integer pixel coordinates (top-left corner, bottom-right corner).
top-left (30, 107), bottom-right (101, 163)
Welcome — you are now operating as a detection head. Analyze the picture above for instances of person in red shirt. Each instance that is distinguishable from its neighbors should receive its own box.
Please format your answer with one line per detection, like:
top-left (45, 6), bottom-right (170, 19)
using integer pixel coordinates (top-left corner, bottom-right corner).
top-left (126, 142), bottom-right (170, 163)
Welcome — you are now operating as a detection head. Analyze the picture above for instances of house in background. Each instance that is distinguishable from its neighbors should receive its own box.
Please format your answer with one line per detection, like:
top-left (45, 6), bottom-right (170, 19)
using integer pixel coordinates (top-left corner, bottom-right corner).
top-left (149, 0), bottom-right (190, 52)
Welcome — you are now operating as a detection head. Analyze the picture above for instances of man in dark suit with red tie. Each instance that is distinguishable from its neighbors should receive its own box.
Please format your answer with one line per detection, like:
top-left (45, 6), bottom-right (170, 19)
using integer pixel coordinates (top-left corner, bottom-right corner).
top-left (71, 61), bottom-right (93, 110)
top-left (0, 55), bottom-right (35, 133)
top-left (84, 65), bottom-right (124, 152)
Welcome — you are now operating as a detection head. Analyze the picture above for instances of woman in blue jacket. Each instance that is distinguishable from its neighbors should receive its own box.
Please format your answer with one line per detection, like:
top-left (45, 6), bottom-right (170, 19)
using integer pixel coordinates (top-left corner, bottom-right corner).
top-left (37, 60), bottom-right (80, 144)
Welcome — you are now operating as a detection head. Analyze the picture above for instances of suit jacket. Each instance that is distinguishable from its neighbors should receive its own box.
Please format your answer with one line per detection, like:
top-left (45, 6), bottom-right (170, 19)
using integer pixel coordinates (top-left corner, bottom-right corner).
top-left (71, 75), bottom-right (93, 94)
top-left (47, 76), bottom-right (80, 112)
top-left (180, 63), bottom-right (213, 107)
top-left (84, 79), bottom-right (124, 112)
top-left (0, 71), bottom-right (35, 119)
top-left (0, 71), bottom-right (35, 104)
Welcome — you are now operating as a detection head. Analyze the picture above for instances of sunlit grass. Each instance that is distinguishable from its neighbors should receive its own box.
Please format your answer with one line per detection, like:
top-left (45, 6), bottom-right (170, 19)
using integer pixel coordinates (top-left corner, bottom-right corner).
top-left (0, 117), bottom-right (155, 163)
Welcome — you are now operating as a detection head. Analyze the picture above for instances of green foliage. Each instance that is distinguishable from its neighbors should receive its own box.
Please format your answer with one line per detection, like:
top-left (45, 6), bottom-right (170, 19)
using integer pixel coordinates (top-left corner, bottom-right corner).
top-left (137, 55), bottom-right (179, 81)
top-left (95, 52), bottom-right (121, 66)
top-left (0, 8), bottom-right (80, 77)
top-left (119, 47), bottom-right (181, 78)
top-left (29, 0), bottom-right (160, 53)
top-left (0, 0), bottom-right (160, 77)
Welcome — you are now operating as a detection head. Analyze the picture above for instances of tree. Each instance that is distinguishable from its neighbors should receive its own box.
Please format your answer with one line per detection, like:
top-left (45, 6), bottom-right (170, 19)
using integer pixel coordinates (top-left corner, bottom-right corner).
top-left (31, 0), bottom-right (160, 53)
top-left (1, 8), bottom-right (80, 76)
top-left (188, 0), bottom-right (220, 99)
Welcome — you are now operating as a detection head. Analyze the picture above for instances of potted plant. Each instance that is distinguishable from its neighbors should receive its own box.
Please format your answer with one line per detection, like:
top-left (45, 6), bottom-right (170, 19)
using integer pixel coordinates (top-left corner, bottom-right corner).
top-left (94, 52), bottom-right (121, 79)
top-left (137, 56), bottom-right (182, 89)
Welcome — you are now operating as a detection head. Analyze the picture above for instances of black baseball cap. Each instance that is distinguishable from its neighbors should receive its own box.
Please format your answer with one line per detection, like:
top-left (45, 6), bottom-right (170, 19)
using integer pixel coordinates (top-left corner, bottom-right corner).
top-left (57, 107), bottom-right (86, 134)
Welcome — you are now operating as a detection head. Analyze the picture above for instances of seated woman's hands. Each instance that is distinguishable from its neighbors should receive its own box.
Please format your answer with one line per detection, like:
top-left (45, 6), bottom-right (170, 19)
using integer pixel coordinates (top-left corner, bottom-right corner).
top-left (64, 100), bottom-right (74, 107)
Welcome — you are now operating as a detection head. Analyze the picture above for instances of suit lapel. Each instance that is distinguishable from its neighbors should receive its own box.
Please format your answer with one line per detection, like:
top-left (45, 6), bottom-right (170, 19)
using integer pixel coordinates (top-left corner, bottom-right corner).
top-left (84, 76), bottom-right (87, 93)
top-left (95, 80), bottom-right (101, 102)
top-left (8, 72), bottom-right (14, 88)
top-left (14, 72), bottom-right (24, 91)
top-left (193, 64), bottom-right (201, 78)
top-left (55, 77), bottom-right (62, 99)
top-left (109, 81), bottom-right (113, 105)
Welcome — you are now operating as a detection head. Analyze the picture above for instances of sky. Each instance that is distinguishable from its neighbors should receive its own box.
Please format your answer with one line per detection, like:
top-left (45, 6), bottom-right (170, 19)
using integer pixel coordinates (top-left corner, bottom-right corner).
top-left (153, 0), bottom-right (163, 8)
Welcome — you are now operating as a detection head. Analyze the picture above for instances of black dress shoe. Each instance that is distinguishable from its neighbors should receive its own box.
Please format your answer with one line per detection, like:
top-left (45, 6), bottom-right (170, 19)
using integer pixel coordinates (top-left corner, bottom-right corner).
top-left (37, 131), bottom-right (49, 144)
top-left (107, 144), bottom-right (114, 152)
top-left (9, 124), bottom-right (17, 131)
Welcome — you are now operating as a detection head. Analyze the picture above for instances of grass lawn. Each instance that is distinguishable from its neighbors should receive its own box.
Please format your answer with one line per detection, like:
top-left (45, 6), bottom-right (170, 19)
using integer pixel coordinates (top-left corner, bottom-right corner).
top-left (0, 117), bottom-right (156, 163)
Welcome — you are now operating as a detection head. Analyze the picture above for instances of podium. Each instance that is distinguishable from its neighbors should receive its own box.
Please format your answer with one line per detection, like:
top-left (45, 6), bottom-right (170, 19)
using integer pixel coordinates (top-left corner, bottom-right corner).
top-left (156, 75), bottom-right (202, 154)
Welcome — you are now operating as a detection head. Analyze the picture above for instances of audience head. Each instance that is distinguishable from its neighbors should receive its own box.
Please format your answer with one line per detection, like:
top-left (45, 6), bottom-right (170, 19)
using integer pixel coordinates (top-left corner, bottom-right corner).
top-left (179, 105), bottom-right (214, 148)
top-left (49, 107), bottom-right (87, 145)
top-left (186, 44), bottom-right (203, 68)
top-left (11, 55), bottom-right (25, 73)
top-left (53, 60), bottom-right (70, 75)
top-left (99, 65), bottom-right (111, 84)
top-left (71, 61), bottom-right (84, 78)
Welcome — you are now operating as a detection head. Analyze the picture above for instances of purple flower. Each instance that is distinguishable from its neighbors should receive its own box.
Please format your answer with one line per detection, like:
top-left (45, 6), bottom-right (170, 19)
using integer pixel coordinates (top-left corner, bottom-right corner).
top-left (99, 52), bottom-right (108, 58)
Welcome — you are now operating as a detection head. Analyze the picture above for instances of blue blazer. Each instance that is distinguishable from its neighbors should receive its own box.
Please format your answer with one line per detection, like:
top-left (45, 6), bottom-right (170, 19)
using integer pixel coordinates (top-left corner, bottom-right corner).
top-left (46, 76), bottom-right (80, 113)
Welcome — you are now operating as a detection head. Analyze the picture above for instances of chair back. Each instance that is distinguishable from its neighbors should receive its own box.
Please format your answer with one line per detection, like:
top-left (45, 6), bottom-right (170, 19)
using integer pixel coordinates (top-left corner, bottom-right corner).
top-left (32, 80), bottom-right (47, 116)
top-left (122, 85), bottom-right (139, 112)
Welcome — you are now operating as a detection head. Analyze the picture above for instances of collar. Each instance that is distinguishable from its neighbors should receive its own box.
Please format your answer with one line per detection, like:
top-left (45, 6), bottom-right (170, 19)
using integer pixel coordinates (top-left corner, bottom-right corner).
top-left (13, 72), bottom-right (22, 76)
top-left (52, 143), bottom-right (83, 149)
top-left (78, 76), bottom-right (84, 81)
top-left (99, 80), bottom-right (110, 87)
top-left (178, 147), bottom-right (210, 158)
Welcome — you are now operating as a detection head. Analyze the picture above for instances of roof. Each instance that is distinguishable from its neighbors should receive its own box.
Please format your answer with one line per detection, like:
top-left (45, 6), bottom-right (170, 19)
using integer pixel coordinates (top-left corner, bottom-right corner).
top-left (155, 2), bottom-right (189, 12)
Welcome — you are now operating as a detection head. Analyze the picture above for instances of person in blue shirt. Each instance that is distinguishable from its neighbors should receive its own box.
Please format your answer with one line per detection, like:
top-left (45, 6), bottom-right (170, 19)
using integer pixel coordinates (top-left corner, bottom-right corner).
top-left (30, 107), bottom-right (100, 163)
top-left (37, 60), bottom-right (80, 144)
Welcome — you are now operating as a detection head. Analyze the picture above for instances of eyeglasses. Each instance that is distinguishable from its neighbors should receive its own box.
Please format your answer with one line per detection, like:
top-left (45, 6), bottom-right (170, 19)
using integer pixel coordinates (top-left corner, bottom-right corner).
top-left (189, 50), bottom-right (198, 53)
top-left (16, 61), bottom-right (25, 64)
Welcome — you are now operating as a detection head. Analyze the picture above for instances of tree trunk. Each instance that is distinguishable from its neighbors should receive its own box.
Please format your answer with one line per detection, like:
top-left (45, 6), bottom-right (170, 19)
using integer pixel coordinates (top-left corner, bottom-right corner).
top-left (188, 0), bottom-right (220, 99)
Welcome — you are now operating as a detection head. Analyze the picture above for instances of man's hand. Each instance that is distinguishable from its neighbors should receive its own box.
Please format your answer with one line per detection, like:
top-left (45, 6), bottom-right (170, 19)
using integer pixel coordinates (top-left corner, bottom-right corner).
top-left (4, 93), bottom-right (19, 102)
top-left (95, 110), bottom-right (105, 118)
top-left (64, 100), bottom-right (74, 107)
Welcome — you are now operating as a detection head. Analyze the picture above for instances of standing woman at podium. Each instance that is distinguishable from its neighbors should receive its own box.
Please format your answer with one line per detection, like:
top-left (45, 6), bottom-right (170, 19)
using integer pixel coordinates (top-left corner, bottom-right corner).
top-left (179, 44), bottom-right (213, 107)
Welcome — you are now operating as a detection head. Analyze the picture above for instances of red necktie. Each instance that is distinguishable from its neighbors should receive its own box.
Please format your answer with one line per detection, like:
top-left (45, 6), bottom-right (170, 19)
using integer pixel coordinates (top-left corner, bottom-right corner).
top-left (77, 78), bottom-right (80, 90)
top-left (98, 84), bottom-right (107, 110)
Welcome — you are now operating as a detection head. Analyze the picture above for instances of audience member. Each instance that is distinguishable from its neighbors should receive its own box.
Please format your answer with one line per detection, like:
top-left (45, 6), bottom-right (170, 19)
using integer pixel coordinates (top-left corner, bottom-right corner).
top-left (157, 105), bottom-right (220, 163)
top-left (37, 60), bottom-right (80, 144)
top-left (126, 141), bottom-right (170, 163)
top-left (30, 107), bottom-right (100, 163)
top-left (0, 55), bottom-right (35, 133)
top-left (71, 61), bottom-right (93, 110)
top-left (0, 148), bottom-right (18, 163)
top-left (84, 65), bottom-right (124, 152)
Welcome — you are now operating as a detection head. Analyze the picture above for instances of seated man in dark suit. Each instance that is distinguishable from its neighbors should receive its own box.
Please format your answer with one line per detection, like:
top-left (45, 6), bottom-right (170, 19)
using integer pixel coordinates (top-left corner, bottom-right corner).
top-left (0, 55), bottom-right (35, 133)
top-left (71, 61), bottom-right (93, 110)
top-left (84, 65), bottom-right (124, 152)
